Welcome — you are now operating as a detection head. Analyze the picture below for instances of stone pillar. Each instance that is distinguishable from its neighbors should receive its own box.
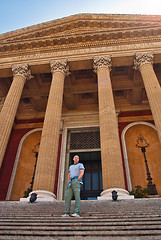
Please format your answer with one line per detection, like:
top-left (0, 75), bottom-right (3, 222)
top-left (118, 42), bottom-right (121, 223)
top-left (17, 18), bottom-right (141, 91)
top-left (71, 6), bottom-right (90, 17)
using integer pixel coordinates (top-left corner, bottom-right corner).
top-left (32, 60), bottom-right (69, 201)
top-left (134, 53), bottom-right (161, 144)
top-left (93, 56), bottom-right (132, 200)
top-left (0, 64), bottom-right (31, 168)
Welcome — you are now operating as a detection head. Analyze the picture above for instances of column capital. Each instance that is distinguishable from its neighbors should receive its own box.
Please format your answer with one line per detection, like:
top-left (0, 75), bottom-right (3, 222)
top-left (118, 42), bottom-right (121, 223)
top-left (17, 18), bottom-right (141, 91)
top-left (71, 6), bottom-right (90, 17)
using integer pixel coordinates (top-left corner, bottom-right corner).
top-left (12, 64), bottom-right (32, 81)
top-left (134, 52), bottom-right (153, 70)
top-left (50, 60), bottom-right (69, 75)
top-left (93, 56), bottom-right (112, 73)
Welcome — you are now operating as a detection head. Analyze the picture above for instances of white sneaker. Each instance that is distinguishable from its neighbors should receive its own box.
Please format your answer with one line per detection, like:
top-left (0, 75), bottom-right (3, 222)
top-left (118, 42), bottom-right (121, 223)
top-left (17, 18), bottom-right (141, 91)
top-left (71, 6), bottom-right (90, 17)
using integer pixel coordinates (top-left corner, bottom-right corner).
top-left (71, 213), bottom-right (81, 217)
top-left (61, 213), bottom-right (70, 217)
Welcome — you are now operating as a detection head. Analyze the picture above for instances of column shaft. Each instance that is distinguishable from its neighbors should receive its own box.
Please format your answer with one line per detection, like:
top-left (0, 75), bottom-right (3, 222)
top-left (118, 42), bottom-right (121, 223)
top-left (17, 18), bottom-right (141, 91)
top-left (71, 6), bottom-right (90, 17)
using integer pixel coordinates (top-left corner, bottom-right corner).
top-left (0, 64), bottom-right (30, 168)
top-left (33, 61), bottom-right (67, 193)
top-left (135, 53), bottom-right (161, 144)
top-left (94, 57), bottom-right (125, 190)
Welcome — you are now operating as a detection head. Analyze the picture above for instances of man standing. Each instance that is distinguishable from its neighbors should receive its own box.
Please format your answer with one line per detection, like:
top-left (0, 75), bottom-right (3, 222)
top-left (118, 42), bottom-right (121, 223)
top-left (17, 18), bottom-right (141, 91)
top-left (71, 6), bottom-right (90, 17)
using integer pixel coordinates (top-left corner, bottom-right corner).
top-left (62, 155), bottom-right (85, 217)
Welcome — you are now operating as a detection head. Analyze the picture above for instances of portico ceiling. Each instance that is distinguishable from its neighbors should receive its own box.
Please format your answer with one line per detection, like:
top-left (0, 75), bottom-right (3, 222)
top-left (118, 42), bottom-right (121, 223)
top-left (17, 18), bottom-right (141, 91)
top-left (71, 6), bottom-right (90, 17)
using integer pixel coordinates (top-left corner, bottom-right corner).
top-left (0, 14), bottom-right (161, 119)
top-left (0, 62), bottom-right (161, 120)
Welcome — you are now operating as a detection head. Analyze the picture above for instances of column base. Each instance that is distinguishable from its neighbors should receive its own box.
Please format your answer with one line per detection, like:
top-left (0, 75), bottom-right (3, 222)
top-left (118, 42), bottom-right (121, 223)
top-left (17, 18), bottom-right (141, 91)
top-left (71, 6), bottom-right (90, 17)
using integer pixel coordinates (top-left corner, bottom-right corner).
top-left (97, 188), bottom-right (134, 200)
top-left (20, 190), bottom-right (57, 202)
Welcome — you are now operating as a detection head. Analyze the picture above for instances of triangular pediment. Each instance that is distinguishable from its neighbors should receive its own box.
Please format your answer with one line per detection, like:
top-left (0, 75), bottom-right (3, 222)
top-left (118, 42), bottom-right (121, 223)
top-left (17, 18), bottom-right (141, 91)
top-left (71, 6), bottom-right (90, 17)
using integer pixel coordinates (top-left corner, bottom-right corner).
top-left (0, 13), bottom-right (161, 54)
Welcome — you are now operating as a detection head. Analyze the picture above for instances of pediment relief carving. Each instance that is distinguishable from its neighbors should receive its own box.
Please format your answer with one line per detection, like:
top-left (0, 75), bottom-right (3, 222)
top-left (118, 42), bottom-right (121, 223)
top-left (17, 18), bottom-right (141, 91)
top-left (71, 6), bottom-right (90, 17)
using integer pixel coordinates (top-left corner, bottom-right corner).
top-left (1, 18), bottom-right (161, 43)
top-left (0, 14), bottom-right (161, 54)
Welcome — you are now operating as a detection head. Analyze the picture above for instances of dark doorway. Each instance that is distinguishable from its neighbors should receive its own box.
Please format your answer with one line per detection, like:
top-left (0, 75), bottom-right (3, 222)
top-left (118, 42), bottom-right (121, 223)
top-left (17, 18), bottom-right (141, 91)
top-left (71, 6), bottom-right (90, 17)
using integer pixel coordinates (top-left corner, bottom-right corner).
top-left (70, 151), bottom-right (103, 200)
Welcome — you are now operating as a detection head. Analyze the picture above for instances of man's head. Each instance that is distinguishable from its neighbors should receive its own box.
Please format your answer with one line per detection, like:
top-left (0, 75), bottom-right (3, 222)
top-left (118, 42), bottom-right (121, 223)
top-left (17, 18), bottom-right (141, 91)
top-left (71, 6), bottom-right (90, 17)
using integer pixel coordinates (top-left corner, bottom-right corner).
top-left (73, 155), bottom-right (79, 164)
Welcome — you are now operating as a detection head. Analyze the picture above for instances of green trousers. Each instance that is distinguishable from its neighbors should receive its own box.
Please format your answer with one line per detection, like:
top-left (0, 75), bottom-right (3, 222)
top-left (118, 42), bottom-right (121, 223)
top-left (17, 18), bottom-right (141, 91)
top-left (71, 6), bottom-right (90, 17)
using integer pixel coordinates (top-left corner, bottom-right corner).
top-left (65, 178), bottom-right (81, 215)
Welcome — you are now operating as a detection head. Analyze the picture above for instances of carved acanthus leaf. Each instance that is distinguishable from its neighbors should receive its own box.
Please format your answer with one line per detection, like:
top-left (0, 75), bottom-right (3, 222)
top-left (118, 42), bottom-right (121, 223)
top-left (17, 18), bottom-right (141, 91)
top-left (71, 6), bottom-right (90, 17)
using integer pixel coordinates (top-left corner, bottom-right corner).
top-left (93, 56), bottom-right (112, 72)
top-left (12, 64), bottom-right (32, 80)
top-left (134, 52), bottom-right (153, 70)
top-left (50, 60), bottom-right (69, 75)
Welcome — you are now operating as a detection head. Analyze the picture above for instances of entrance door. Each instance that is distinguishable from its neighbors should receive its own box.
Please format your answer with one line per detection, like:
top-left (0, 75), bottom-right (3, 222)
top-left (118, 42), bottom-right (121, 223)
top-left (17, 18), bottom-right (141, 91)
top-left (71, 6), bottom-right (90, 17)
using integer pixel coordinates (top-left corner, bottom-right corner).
top-left (70, 151), bottom-right (103, 200)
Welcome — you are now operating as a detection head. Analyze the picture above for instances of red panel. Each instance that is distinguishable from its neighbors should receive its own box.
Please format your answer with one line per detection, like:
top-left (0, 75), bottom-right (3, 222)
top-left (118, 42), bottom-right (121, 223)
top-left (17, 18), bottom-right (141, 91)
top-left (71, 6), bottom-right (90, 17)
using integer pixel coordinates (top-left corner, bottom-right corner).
top-left (15, 119), bottom-right (44, 124)
top-left (119, 110), bottom-right (152, 118)
top-left (0, 128), bottom-right (33, 200)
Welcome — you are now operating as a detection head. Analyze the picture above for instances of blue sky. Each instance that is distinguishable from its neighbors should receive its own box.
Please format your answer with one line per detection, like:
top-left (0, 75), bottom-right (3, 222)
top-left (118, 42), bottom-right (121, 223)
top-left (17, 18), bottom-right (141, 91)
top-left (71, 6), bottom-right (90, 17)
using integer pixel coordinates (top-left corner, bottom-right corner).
top-left (1, 0), bottom-right (161, 34)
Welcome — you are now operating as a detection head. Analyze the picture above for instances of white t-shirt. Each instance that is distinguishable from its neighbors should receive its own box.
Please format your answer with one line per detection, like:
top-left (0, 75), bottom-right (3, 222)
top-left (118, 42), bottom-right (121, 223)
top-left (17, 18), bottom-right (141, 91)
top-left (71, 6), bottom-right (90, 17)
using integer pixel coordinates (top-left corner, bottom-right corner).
top-left (69, 163), bottom-right (85, 179)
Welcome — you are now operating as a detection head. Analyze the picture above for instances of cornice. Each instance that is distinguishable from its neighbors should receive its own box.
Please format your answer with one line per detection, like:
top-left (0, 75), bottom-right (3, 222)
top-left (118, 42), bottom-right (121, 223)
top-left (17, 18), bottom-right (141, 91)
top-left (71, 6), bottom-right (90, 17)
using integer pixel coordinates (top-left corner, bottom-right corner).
top-left (1, 25), bottom-right (160, 45)
top-left (0, 30), bottom-right (161, 58)
top-left (1, 13), bottom-right (161, 40)
top-left (1, 34), bottom-right (161, 60)
top-left (1, 21), bottom-right (159, 43)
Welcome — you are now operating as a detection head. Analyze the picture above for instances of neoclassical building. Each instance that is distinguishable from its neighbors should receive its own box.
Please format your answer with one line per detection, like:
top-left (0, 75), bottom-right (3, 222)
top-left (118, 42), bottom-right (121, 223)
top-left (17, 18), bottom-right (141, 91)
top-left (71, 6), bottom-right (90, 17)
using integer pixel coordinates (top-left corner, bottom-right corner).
top-left (0, 14), bottom-right (161, 201)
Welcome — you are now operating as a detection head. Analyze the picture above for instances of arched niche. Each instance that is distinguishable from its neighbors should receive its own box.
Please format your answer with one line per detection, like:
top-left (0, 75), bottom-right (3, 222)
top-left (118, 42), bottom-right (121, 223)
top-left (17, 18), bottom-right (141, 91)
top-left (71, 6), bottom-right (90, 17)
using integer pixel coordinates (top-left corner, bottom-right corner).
top-left (7, 129), bottom-right (42, 201)
top-left (122, 122), bottom-right (161, 195)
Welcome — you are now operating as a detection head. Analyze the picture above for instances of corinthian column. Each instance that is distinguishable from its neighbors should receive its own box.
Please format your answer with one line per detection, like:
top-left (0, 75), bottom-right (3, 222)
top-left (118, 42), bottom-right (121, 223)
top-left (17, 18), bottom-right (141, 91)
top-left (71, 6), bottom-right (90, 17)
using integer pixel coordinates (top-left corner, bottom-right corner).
top-left (32, 60), bottom-right (69, 201)
top-left (0, 64), bottom-right (31, 168)
top-left (134, 53), bottom-right (161, 144)
top-left (93, 56), bottom-right (131, 200)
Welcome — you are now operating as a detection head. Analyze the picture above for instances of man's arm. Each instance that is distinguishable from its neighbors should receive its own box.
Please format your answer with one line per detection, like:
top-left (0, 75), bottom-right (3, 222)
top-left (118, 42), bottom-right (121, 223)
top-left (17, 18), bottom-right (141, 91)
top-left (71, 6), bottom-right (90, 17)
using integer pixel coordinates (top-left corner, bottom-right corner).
top-left (67, 172), bottom-right (70, 184)
top-left (78, 169), bottom-right (84, 180)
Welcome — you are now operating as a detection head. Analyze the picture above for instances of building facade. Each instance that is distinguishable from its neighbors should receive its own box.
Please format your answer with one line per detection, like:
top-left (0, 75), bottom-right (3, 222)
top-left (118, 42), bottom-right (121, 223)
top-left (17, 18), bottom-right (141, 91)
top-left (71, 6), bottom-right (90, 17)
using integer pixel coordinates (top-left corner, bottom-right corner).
top-left (0, 14), bottom-right (161, 201)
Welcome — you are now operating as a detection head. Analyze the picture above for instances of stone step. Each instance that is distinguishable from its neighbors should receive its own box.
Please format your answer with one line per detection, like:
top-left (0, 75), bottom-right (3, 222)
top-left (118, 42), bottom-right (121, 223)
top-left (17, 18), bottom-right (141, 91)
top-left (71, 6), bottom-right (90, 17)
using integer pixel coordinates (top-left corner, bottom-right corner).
top-left (1, 199), bottom-right (161, 239)
top-left (1, 229), bottom-right (161, 237)
top-left (2, 211), bottom-right (159, 215)
top-left (2, 236), bottom-right (161, 240)
top-left (1, 202), bottom-right (161, 216)
top-left (1, 237), bottom-right (161, 240)
top-left (2, 211), bottom-right (161, 215)
top-left (1, 224), bottom-right (161, 231)
top-left (1, 213), bottom-right (161, 219)
top-left (1, 220), bottom-right (161, 226)
top-left (2, 209), bottom-right (161, 214)
top-left (1, 217), bottom-right (161, 224)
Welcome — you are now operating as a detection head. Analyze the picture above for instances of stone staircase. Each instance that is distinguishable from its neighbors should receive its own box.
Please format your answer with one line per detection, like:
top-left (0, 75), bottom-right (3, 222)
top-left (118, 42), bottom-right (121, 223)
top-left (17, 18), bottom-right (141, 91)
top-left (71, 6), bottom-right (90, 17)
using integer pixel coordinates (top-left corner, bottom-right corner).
top-left (0, 198), bottom-right (161, 239)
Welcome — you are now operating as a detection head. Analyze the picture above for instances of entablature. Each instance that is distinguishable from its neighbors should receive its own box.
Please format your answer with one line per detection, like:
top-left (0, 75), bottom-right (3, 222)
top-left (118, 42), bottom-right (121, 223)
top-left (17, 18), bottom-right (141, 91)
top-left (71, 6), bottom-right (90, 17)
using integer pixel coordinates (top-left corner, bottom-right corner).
top-left (0, 42), bottom-right (161, 77)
